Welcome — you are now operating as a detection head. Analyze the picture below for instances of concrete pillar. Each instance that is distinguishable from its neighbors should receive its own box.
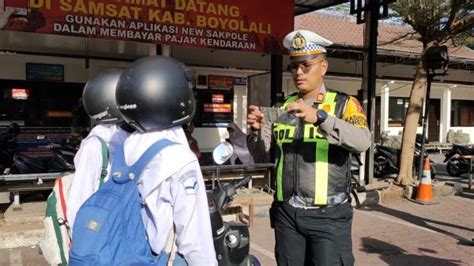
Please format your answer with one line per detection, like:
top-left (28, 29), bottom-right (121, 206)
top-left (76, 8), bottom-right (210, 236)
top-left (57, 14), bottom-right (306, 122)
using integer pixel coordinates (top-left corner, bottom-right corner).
top-left (161, 45), bottom-right (172, 57)
top-left (440, 87), bottom-right (452, 142)
top-left (12, 192), bottom-right (21, 211)
top-left (149, 44), bottom-right (172, 56)
top-left (380, 84), bottom-right (390, 134)
top-left (148, 44), bottom-right (157, 56)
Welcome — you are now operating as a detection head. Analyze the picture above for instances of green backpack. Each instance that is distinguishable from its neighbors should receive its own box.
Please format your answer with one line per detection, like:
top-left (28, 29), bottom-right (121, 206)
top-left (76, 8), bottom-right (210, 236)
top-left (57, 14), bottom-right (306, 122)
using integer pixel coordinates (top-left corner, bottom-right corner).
top-left (39, 136), bottom-right (108, 265)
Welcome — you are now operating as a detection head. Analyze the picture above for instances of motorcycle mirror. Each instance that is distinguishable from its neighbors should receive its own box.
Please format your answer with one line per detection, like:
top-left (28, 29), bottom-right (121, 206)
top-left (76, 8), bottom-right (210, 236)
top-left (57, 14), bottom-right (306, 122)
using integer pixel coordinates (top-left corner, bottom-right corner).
top-left (212, 142), bottom-right (234, 165)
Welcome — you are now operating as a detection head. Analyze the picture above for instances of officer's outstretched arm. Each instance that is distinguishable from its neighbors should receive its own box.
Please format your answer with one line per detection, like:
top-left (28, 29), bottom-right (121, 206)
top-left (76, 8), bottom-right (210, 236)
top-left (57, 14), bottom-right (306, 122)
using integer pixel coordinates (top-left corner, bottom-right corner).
top-left (318, 96), bottom-right (371, 152)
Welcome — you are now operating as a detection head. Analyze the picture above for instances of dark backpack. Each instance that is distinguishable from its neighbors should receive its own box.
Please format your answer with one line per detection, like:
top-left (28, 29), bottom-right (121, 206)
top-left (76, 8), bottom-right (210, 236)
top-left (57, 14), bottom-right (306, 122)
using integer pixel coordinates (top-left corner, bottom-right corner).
top-left (69, 139), bottom-right (176, 265)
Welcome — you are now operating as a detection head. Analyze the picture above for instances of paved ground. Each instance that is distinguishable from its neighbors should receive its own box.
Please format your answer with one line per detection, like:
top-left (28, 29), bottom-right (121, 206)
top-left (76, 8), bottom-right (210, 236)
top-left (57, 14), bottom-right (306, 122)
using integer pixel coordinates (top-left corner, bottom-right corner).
top-left (248, 196), bottom-right (474, 266)
top-left (1, 195), bottom-right (472, 266)
top-left (248, 156), bottom-right (474, 266)
top-left (1, 154), bottom-right (473, 265)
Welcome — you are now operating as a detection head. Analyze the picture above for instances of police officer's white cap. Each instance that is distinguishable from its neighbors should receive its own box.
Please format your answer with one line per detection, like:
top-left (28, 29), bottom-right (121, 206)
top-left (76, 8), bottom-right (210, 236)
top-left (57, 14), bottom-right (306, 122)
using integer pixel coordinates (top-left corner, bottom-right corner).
top-left (283, 30), bottom-right (333, 62)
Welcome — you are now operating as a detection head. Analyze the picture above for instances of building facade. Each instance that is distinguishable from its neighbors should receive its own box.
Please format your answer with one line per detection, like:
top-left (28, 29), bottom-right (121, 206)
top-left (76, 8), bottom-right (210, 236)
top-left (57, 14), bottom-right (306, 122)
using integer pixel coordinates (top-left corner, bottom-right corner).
top-left (1, 12), bottom-right (473, 153)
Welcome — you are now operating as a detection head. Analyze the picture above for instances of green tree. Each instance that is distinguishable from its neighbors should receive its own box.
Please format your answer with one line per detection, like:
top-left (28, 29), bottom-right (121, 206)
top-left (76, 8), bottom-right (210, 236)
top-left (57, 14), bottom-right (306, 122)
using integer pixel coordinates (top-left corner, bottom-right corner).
top-left (391, 0), bottom-right (473, 185)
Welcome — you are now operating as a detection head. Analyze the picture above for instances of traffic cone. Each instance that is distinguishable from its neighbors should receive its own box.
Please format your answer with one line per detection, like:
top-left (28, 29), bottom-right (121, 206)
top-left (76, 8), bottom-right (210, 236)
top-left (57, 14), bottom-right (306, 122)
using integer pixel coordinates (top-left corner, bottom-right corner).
top-left (414, 156), bottom-right (437, 205)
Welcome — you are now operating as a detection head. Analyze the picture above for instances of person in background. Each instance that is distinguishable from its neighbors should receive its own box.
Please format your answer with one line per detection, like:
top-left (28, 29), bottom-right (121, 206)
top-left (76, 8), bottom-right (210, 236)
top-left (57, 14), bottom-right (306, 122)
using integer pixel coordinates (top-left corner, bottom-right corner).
top-left (247, 30), bottom-right (370, 265)
top-left (71, 97), bottom-right (91, 137)
top-left (183, 122), bottom-right (201, 159)
top-left (0, 123), bottom-right (20, 171)
top-left (225, 122), bottom-right (254, 166)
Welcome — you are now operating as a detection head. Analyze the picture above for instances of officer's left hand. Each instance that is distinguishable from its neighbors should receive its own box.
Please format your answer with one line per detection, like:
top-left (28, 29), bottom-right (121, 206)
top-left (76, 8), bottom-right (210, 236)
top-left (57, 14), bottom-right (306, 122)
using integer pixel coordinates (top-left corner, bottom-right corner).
top-left (286, 99), bottom-right (318, 124)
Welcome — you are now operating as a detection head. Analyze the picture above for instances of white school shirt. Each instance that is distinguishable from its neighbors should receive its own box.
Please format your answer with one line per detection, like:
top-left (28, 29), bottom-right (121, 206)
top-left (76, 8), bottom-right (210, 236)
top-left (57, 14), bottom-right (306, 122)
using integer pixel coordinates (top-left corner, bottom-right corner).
top-left (123, 127), bottom-right (217, 266)
top-left (67, 124), bottom-right (130, 231)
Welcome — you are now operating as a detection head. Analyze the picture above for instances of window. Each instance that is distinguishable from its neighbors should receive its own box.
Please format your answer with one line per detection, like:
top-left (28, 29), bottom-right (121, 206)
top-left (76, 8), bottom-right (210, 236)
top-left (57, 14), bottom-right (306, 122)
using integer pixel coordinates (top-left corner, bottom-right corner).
top-left (388, 98), bottom-right (409, 126)
top-left (451, 100), bottom-right (474, 127)
top-left (388, 97), bottom-right (421, 126)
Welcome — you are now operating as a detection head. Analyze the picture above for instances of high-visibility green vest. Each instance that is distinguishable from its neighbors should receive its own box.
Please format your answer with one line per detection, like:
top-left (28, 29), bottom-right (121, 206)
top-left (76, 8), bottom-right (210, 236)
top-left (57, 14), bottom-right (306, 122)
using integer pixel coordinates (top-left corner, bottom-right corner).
top-left (273, 91), bottom-right (351, 205)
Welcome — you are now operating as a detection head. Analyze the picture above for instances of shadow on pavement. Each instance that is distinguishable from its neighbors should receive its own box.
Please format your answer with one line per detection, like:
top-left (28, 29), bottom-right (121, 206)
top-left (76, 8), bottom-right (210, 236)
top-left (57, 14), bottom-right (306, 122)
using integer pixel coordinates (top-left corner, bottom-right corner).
top-left (361, 204), bottom-right (474, 246)
top-left (360, 237), bottom-right (462, 266)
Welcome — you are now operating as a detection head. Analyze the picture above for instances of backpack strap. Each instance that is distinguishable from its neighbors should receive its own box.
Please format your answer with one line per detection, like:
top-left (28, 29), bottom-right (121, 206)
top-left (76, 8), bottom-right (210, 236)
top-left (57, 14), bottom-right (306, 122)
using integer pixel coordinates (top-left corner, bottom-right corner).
top-left (111, 139), bottom-right (176, 184)
top-left (56, 177), bottom-right (68, 222)
top-left (92, 136), bottom-right (109, 186)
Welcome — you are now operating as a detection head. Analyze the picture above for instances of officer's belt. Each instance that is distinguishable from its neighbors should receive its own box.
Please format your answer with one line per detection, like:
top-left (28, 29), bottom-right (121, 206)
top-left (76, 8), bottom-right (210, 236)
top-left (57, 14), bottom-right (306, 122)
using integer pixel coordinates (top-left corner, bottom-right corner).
top-left (289, 192), bottom-right (348, 209)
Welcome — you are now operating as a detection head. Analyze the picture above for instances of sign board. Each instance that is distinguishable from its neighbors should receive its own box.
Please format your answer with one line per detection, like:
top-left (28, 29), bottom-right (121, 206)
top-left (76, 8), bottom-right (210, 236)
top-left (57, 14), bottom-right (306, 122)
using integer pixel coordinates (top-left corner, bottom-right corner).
top-left (234, 77), bottom-right (247, 86)
top-left (26, 63), bottom-right (64, 81)
top-left (194, 89), bottom-right (233, 127)
top-left (203, 103), bottom-right (231, 113)
top-left (47, 111), bottom-right (73, 118)
top-left (11, 88), bottom-right (30, 100)
top-left (16, 127), bottom-right (71, 156)
top-left (1, 0), bottom-right (294, 54)
top-left (208, 75), bottom-right (234, 90)
top-left (212, 93), bottom-right (224, 103)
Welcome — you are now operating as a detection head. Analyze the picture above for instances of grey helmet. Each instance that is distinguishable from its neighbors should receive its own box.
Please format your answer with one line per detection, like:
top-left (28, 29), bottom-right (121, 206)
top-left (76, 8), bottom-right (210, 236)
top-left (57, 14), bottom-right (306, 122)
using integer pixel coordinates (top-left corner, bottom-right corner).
top-left (83, 69), bottom-right (123, 125)
top-left (116, 56), bottom-right (195, 133)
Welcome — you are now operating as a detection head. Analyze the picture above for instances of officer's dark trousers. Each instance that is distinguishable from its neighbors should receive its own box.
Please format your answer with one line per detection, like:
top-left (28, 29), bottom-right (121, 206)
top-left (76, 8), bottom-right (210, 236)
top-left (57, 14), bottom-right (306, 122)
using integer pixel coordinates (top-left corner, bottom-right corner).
top-left (270, 201), bottom-right (354, 266)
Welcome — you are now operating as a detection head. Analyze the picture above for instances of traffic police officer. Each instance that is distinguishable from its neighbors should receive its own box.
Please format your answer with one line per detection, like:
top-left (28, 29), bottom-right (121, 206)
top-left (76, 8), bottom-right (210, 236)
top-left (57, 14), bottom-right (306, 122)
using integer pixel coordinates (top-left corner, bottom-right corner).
top-left (247, 30), bottom-right (371, 265)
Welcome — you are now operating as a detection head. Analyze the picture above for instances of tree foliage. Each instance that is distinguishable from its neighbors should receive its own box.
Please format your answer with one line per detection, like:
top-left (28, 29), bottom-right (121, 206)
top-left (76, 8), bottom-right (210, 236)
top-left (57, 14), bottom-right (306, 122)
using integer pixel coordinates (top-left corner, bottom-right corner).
top-left (391, 0), bottom-right (473, 46)
top-left (390, 0), bottom-right (473, 185)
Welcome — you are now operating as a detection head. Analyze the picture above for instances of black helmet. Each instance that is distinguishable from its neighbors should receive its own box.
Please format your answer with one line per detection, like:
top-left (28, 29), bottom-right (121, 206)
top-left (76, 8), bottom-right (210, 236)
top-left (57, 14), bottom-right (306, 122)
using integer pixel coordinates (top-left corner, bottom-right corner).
top-left (116, 56), bottom-right (195, 133)
top-left (83, 69), bottom-right (123, 125)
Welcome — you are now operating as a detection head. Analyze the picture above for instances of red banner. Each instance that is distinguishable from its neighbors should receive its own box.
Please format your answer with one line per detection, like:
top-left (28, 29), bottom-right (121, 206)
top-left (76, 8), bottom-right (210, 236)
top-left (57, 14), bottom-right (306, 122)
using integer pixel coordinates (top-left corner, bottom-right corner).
top-left (0, 0), bottom-right (294, 54)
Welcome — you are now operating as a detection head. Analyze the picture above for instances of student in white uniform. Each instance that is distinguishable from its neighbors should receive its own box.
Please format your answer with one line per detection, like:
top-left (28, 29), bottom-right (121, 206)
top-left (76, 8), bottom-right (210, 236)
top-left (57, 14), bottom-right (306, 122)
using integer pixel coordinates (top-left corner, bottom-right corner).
top-left (116, 56), bottom-right (217, 266)
top-left (67, 69), bottom-right (133, 231)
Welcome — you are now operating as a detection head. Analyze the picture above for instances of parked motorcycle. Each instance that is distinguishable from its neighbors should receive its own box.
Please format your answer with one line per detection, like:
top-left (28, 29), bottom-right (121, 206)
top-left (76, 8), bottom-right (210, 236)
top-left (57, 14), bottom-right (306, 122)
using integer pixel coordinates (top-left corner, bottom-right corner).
top-left (42, 143), bottom-right (76, 173)
top-left (0, 123), bottom-right (21, 173)
top-left (443, 144), bottom-right (474, 177)
top-left (1, 125), bottom-right (76, 174)
top-left (374, 135), bottom-right (436, 179)
top-left (209, 142), bottom-right (260, 266)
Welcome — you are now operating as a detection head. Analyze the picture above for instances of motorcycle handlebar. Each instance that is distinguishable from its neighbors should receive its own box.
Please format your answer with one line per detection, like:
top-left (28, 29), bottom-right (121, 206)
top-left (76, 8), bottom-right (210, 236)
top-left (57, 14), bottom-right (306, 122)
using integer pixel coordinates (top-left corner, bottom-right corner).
top-left (211, 175), bottom-right (253, 211)
top-left (230, 175), bottom-right (252, 190)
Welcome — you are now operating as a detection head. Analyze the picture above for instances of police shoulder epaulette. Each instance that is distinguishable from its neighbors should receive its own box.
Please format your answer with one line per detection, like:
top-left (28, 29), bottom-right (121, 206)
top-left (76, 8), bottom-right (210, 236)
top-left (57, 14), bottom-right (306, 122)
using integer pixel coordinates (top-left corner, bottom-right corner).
top-left (326, 88), bottom-right (350, 118)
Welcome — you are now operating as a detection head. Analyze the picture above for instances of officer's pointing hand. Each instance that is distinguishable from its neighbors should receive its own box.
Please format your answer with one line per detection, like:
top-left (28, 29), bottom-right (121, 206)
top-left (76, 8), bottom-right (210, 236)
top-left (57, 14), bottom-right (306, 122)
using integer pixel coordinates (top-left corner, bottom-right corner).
top-left (247, 105), bottom-right (264, 130)
top-left (286, 99), bottom-right (318, 124)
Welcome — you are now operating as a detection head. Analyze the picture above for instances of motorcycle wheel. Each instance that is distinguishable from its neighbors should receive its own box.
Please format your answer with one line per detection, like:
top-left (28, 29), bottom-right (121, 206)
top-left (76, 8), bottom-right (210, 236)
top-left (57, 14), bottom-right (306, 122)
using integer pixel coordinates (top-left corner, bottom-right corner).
top-left (446, 161), bottom-right (462, 177)
top-left (374, 158), bottom-right (386, 178)
top-left (430, 164), bottom-right (436, 179)
top-left (247, 255), bottom-right (261, 266)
